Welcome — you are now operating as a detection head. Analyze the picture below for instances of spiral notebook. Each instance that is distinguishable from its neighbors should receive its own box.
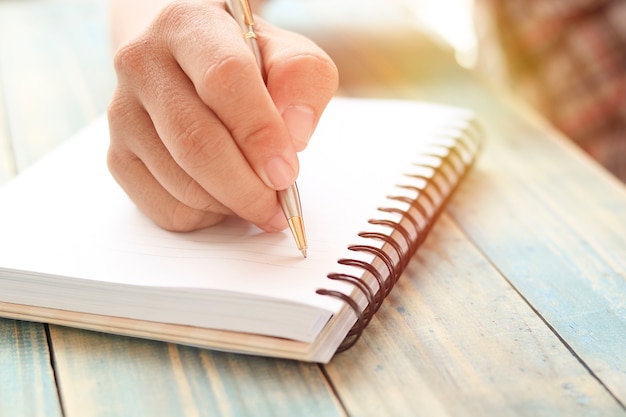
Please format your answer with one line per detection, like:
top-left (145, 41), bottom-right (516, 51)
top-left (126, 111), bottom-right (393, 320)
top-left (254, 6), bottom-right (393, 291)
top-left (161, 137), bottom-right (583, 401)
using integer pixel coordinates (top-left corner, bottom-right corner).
top-left (0, 97), bottom-right (482, 362)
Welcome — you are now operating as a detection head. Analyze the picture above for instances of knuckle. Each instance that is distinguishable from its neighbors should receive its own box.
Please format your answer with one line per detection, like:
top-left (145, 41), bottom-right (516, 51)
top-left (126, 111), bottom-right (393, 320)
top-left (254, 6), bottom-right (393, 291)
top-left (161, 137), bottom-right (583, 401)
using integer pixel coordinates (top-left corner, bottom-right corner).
top-left (318, 56), bottom-right (339, 92)
top-left (268, 51), bottom-right (339, 106)
top-left (237, 121), bottom-right (276, 149)
top-left (154, 1), bottom-right (195, 34)
top-left (155, 1), bottom-right (185, 24)
top-left (113, 38), bottom-right (152, 79)
top-left (171, 117), bottom-right (226, 170)
top-left (177, 175), bottom-right (212, 210)
top-left (178, 176), bottom-right (203, 207)
top-left (106, 145), bottom-right (127, 175)
top-left (106, 93), bottom-right (131, 129)
top-left (166, 204), bottom-right (200, 232)
top-left (106, 94), bottom-right (143, 151)
top-left (203, 53), bottom-right (255, 96)
top-left (306, 52), bottom-right (339, 84)
top-left (113, 1), bottom-right (192, 79)
top-left (284, 52), bottom-right (339, 93)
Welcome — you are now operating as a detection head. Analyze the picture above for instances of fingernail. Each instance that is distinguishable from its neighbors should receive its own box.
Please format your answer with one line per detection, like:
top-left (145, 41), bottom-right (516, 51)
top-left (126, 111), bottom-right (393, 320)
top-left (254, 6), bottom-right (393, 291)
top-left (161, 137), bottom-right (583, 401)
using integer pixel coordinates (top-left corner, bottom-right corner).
top-left (261, 156), bottom-right (296, 190)
top-left (282, 105), bottom-right (315, 151)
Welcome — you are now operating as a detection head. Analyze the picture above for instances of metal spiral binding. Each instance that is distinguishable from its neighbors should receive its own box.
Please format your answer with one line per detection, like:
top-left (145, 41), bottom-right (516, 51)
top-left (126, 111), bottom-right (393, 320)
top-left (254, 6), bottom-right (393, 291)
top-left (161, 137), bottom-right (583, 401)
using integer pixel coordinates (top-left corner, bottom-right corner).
top-left (316, 119), bottom-right (483, 353)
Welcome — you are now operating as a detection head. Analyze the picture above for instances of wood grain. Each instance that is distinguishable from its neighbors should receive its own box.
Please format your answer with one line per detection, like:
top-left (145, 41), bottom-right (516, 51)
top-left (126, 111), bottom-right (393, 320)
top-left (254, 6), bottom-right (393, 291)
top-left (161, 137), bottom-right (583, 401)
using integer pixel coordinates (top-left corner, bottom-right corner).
top-left (448, 100), bottom-right (626, 404)
top-left (2, 1), bottom-right (625, 416)
top-left (49, 326), bottom-right (346, 417)
top-left (324, 215), bottom-right (624, 417)
top-left (0, 320), bottom-right (62, 417)
top-left (304, 25), bottom-right (626, 413)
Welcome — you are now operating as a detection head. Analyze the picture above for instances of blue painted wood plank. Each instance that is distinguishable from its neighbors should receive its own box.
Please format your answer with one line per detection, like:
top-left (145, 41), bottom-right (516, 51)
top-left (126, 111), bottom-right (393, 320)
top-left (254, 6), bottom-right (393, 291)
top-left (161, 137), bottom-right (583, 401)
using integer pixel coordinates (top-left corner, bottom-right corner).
top-left (444, 85), bottom-right (626, 405)
top-left (0, 319), bottom-right (63, 417)
top-left (303, 26), bottom-right (626, 415)
top-left (322, 27), bottom-right (626, 406)
top-left (49, 326), bottom-right (346, 417)
top-left (324, 215), bottom-right (625, 416)
top-left (3, 1), bottom-right (624, 416)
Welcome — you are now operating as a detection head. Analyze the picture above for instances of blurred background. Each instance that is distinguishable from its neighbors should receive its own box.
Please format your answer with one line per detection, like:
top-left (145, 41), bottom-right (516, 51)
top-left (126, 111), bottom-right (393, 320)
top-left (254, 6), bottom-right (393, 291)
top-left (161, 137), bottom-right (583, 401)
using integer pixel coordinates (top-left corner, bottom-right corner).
top-left (265, 0), bottom-right (477, 67)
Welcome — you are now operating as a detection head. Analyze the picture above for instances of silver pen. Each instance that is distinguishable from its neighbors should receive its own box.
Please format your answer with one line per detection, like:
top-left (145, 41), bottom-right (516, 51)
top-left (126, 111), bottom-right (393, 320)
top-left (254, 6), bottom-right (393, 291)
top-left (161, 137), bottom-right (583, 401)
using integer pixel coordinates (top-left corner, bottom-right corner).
top-left (226, 0), bottom-right (308, 258)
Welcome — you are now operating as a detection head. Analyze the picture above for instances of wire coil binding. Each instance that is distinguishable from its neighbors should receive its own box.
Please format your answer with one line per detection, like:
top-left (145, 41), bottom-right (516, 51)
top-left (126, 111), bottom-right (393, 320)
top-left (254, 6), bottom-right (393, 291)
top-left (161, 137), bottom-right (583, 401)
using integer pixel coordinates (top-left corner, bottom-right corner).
top-left (316, 118), bottom-right (483, 353)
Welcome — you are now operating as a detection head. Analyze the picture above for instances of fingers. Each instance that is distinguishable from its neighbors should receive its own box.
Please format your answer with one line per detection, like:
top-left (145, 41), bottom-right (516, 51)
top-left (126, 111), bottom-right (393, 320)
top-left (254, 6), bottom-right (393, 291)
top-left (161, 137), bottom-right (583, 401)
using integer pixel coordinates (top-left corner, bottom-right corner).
top-left (107, 97), bottom-right (232, 232)
top-left (108, 75), bottom-right (287, 232)
top-left (107, 131), bottom-right (228, 233)
top-left (258, 21), bottom-right (339, 151)
top-left (110, 3), bottom-right (287, 231)
top-left (107, 150), bottom-right (228, 233)
top-left (108, 97), bottom-right (229, 210)
top-left (107, 0), bottom-right (338, 233)
top-left (165, 2), bottom-right (299, 190)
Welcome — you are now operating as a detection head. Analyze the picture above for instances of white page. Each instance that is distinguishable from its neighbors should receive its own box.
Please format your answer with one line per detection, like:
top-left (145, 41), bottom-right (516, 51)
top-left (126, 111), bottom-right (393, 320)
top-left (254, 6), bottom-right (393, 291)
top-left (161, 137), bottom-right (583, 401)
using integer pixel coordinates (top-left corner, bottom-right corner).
top-left (0, 97), bottom-right (474, 340)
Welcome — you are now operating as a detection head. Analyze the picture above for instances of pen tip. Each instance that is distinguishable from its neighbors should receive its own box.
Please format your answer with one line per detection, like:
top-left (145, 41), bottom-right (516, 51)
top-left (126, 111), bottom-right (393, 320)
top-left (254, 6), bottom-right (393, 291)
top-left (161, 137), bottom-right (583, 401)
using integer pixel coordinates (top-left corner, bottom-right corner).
top-left (300, 248), bottom-right (307, 258)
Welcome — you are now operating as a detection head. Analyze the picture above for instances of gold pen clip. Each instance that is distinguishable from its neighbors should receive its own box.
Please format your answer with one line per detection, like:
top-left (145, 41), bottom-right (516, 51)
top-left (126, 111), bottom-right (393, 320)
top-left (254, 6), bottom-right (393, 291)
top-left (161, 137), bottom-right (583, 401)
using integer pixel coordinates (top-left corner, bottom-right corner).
top-left (239, 0), bottom-right (255, 26)
top-left (225, 0), bottom-right (256, 40)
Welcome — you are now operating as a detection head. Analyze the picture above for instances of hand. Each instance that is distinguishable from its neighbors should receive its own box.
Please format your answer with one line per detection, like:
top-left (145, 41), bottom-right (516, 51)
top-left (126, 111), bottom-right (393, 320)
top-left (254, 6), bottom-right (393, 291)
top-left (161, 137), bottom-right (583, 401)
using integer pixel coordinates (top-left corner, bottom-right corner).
top-left (107, 0), bottom-right (338, 232)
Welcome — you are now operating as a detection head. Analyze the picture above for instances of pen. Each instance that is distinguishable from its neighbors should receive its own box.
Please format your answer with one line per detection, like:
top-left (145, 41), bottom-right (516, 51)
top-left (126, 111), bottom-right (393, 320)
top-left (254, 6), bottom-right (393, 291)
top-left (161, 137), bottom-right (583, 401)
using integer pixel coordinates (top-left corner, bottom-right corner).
top-left (226, 0), bottom-right (308, 258)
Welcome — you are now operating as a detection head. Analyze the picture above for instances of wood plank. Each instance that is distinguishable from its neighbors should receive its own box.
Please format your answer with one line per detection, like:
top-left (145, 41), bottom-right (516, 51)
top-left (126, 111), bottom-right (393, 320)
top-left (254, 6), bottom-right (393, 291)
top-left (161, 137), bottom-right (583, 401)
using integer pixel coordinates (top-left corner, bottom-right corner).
top-left (446, 87), bottom-right (626, 404)
top-left (324, 215), bottom-right (624, 416)
top-left (3, 2), bottom-right (624, 416)
top-left (49, 326), bottom-right (346, 417)
top-left (301, 26), bottom-right (626, 411)
top-left (0, 319), bottom-right (63, 417)
top-left (381, 39), bottom-right (626, 403)
top-left (0, 0), bottom-right (114, 172)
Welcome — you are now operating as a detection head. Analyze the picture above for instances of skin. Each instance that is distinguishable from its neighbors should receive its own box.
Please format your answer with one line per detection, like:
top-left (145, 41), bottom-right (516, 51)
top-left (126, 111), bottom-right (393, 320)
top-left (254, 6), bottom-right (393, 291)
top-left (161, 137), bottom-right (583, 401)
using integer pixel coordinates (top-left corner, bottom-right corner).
top-left (107, 0), bottom-right (338, 232)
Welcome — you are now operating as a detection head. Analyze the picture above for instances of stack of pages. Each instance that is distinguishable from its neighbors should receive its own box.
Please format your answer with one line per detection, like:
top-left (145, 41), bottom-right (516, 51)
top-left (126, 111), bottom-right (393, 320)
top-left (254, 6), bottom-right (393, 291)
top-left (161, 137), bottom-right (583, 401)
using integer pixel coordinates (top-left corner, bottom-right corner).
top-left (0, 97), bottom-right (482, 362)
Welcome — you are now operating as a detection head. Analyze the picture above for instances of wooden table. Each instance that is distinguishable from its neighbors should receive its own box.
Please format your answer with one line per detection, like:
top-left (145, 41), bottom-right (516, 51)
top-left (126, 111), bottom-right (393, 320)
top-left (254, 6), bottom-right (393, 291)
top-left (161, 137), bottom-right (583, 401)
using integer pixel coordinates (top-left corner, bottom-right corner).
top-left (1, 1), bottom-right (625, 416)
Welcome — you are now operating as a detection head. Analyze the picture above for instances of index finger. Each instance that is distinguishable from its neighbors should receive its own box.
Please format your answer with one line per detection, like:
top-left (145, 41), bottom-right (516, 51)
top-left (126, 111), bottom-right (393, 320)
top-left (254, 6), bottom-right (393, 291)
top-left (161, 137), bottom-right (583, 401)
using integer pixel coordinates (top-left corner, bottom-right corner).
top-left (165, 0), bottom-right (299, 191)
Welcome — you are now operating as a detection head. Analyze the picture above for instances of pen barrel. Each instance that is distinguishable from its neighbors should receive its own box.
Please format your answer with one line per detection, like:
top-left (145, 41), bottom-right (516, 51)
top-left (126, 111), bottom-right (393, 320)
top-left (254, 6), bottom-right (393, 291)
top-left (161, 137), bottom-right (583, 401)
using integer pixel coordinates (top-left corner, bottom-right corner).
top-left (226, 0), bottom-right (265, 78)
top-left (227, 0), bottom-right (305, 255)
top-left (278, 184), bottom-right (303, 220)
top-left (245, 32), bottom-right (264, 77)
